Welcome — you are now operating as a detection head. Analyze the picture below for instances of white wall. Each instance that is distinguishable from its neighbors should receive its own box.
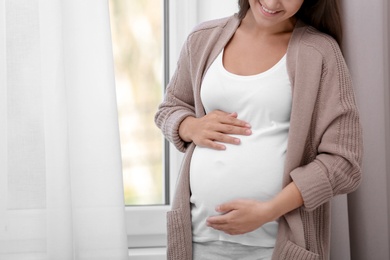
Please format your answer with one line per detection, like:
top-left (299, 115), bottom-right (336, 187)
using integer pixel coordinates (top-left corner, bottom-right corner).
top-left (196, 1), bottom-right (238, 23)
top-left (341, 0), bottom-right (390, 259)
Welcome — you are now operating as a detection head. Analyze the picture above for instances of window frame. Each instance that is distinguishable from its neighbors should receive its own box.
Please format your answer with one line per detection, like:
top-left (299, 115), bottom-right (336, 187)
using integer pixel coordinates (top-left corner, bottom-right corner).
top-left (125, 0), bottom-right (197, 256)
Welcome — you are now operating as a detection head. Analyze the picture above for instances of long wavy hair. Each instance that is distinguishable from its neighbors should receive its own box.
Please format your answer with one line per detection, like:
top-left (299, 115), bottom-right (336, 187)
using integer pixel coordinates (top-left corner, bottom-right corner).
top-left (237, 0), bottom-right (343, 45)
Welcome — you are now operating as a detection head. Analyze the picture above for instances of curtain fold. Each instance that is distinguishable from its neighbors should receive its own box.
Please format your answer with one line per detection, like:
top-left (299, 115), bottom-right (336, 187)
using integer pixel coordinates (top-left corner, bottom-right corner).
top-left (0, 0), bottom-right (129, 259)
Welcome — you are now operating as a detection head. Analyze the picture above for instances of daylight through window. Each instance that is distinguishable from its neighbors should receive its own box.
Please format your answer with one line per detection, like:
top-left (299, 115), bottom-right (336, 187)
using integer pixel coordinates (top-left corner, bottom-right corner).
top-left (109, 0), bottom-right (167, 206)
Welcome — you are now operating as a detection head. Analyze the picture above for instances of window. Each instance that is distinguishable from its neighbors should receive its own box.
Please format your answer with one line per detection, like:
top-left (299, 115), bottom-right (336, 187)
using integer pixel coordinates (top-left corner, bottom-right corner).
top-left (109, 0), bottom-right (168, 206)
top-left (108, 0), bottom-right (171, 257)
top-left (108, 0), bottom-right (198, 257)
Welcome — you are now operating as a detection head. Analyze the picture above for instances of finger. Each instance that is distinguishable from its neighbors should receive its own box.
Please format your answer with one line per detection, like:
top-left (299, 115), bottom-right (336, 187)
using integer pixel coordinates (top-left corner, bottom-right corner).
top-left (217, 124), bottom-right (252, 136)
top-left (195, 132), bottom-right (237, 150)
top-left (210, 110), bottom-right (233, 116)
top-left (220, 116), bottom-right (251, 129)
top-left (214, 111), bottom-right (239, 120)
top-left (207, 223), bottom-right (241, 235)
top-left (207, 222), bottom-right (226, 231)
top-left (216, 201), bottom-right (240, 213)
top-left (210, 110), bottom-right (251, 128)
top-left (209, 132), bottom-right (241, 145)
top-left (199, 139), bottom-right (226, 150)
top-left (207, 215), bottom-right (229, 225)
top-left (228, 112), bottom-right (238, 118)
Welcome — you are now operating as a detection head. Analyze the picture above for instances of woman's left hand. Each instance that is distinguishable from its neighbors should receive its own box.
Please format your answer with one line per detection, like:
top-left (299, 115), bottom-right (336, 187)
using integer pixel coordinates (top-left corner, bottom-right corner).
top-left (206, 199), bottom-right (276, 235)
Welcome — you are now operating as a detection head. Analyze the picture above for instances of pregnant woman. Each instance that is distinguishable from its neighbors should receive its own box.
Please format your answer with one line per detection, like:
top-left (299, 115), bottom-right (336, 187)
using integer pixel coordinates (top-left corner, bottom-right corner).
top-left (155, 0), bottom-right (363, 259)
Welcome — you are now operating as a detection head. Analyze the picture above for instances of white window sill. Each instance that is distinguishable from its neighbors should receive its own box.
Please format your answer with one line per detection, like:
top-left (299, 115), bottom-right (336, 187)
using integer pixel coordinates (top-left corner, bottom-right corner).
top-left (129, 247), bottom-right (166, 260)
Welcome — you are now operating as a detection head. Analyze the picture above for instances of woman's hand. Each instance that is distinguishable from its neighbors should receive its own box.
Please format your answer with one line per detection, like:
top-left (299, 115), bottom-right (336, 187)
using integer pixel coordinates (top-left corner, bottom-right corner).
top-left (206, 199), bottom-right (276, 235)
top-left (207, 183), bottom-right (304, 235)
top-left (178, 110), bottom-right (252, 150)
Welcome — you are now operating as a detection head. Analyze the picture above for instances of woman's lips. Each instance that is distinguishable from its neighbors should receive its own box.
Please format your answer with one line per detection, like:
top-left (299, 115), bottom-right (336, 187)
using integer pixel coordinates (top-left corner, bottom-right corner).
top-left (259, 1), bottom-right (282, 16)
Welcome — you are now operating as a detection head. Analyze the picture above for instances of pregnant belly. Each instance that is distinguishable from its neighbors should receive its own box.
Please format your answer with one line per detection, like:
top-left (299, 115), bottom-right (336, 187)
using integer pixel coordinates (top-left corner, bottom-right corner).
top-left (189, 137), bottom-right (285, 212)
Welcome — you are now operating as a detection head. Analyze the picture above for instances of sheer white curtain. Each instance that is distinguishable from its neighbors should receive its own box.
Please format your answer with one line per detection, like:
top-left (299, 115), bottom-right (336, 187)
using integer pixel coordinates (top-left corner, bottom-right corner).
top-left (0, 0), bottom-right (129, 259)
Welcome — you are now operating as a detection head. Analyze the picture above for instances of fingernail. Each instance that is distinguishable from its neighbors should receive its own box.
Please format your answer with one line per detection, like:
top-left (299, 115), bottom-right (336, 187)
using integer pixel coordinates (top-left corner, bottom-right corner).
top-left (245, 129), bottom-right (252, 134)
top-left (245, 123), bottom-right (251, 128)
top-left (234, 138), bottom-right (240, 144)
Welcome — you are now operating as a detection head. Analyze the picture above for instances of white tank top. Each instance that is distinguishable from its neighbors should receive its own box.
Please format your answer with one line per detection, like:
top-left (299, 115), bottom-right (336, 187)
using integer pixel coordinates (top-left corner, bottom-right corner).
top-left (190, 49), bottom-right (292, 247)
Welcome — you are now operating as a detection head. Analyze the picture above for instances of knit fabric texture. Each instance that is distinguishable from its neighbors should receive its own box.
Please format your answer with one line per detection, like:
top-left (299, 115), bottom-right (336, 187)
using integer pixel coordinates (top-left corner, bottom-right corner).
top-left (155, 14), bottom-right (363, 260)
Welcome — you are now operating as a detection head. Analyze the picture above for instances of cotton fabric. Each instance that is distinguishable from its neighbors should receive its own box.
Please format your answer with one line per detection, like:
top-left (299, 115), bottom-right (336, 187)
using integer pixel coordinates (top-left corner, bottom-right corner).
top-left (190, 50), bottom-right (291, 246)
top-left (0, 1), bottom-right (128, 259)
top-left (193, 241), bottom-right (273, 260)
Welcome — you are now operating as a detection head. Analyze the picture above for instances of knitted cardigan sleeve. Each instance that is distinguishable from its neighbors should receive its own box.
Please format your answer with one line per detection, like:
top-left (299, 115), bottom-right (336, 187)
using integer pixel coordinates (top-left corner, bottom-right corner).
top-left (290, 32), bottom-right (363, 211)
top-left (154, 39), bottom-right (195, 153)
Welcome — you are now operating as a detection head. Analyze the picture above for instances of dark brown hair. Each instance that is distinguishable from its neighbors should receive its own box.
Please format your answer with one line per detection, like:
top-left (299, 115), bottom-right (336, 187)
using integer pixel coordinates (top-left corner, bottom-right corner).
top-left (237, 0), bottom-right (343, 45)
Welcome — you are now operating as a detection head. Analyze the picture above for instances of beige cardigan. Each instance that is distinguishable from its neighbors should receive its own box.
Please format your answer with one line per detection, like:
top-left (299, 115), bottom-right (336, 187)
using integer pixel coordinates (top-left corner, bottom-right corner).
top-left (155, 14), bottom-right (363, 260)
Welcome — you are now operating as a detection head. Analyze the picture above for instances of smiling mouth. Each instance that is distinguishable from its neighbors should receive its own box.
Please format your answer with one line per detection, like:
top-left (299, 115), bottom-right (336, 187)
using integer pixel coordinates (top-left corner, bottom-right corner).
top-left (259, 1), bottom-right (280, 14)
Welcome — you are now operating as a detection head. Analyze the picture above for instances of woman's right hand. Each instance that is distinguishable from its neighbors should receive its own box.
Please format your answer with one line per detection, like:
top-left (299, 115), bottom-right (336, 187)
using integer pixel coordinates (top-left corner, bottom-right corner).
top-left (178, 110), bottom-right (252, 150)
